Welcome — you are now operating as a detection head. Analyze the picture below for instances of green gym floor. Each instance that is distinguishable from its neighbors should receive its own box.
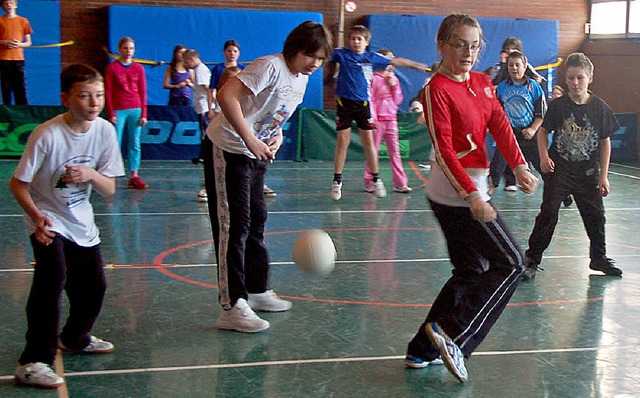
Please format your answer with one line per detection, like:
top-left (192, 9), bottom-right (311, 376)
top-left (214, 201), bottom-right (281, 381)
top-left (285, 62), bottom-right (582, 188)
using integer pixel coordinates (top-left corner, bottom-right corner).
top-left (1, 159), bottom-right (639, 398)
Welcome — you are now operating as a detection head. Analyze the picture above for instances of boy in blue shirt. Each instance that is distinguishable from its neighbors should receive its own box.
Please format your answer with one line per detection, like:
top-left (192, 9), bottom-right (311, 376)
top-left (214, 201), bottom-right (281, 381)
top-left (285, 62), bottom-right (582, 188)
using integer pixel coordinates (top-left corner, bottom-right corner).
top-left (327, 25), bottom-right (428, 200)
top-left (493, 51), bottom-right (547, 184)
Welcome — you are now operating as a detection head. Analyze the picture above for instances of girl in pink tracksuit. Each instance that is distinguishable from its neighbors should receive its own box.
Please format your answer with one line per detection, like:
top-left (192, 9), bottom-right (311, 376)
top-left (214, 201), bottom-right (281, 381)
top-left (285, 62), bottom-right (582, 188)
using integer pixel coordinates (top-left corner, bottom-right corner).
top-left (364, 49), bottom-right (412, 193)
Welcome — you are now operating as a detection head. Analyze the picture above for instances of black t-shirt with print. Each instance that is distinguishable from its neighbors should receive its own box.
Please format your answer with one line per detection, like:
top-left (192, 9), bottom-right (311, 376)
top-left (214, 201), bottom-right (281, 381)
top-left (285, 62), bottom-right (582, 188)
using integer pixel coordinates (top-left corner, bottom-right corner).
top-left (542, 93), bottom-right (619, 176)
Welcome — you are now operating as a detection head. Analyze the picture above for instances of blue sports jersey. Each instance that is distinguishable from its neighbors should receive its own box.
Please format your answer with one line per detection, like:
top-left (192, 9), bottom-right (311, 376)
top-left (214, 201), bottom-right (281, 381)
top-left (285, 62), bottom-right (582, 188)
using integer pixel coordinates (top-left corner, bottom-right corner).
top-left (209, 63), bottom-right (247, 91)
top-left (331, 48), bottom-right (392, 101)
top-left (495, 77), bottom-right (546, 128)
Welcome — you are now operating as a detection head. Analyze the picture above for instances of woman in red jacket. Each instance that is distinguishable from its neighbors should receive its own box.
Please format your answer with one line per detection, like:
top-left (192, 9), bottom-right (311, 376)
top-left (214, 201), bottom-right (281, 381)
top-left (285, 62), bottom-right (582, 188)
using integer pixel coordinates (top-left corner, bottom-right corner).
top-left (105, 37), bottom-right (148, 189)
top-left (403, 13), bottom-right (538, 383)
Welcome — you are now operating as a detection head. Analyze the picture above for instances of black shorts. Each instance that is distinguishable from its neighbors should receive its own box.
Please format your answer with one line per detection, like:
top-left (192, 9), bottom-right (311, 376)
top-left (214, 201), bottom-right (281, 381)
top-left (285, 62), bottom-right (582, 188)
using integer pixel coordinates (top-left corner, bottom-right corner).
top-left (336, 97), bottom-right (375, 131)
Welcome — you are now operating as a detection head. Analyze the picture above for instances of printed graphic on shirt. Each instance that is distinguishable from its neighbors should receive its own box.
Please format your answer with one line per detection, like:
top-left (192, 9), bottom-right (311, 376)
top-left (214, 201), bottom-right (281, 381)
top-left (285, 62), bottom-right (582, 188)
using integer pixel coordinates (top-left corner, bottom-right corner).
top-left (53, 155), bottom-right (94, 208)
top-left (555, 113), bottom-right (600, 162)
top-left (254, 105), bottom-right (289, 142)
top-left (502, 93), bottom-right (535, 128)
top-left (276, 84), bottom-right (305, 103)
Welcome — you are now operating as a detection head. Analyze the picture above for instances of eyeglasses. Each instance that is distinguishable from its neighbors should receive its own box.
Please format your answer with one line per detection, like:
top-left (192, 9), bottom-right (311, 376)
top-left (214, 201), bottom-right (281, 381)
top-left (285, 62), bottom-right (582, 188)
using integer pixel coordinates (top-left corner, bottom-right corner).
top-left (448, 42), bottom-right (481, 53)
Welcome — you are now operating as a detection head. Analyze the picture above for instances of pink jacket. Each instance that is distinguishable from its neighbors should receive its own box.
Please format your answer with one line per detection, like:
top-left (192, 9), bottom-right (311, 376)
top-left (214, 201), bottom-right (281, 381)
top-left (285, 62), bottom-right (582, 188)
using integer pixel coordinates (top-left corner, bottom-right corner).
top-left (105, 61), bottom-right (148, 119)
top-left (370, 71), bottom-right (403, 122)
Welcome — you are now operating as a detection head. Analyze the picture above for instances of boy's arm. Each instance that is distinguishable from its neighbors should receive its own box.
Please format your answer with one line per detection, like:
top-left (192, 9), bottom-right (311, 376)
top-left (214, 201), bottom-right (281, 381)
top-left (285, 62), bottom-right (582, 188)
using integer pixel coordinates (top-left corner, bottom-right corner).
top-left (206, 83), bottom-right (216, 120)
top-left (21, 33), bottom-right (32, 48)
top-left (60, 165), bottom-right (117, 197)
top-left (2, 34), bottom-right (32, 49)
top-left (537, 126), bottom-right (554, 173)
top-left (9, 177), bottom-right (55, 246)
top-left (324, 60), bottom-right (338, 84)
top-left (390, 57), bottom-right (429, 72)
top-left (217, 77), bottom-right (272, 161)
top-left (599, 137), bottom-right (611, 197)
top-left (522, 117), bottom-right (544, 140)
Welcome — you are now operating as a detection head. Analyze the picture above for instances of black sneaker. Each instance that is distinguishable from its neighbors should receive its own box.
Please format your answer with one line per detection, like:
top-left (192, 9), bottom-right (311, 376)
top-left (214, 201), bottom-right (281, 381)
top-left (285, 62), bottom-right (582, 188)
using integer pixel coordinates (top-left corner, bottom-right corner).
top-left (522, 260), bottom-right (543, 281)
top-left (589, 258), bottom-right (622, 277)
top-left (563, 194), bottom-right (573, 207)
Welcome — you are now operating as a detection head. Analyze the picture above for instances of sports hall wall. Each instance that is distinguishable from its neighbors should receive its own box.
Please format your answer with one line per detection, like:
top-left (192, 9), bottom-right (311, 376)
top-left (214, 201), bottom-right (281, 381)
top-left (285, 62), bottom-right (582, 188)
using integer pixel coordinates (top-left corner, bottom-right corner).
top-left (8, 0), bottom-right (60, 105)
top-left (59, 0), bottom-right (591, 111)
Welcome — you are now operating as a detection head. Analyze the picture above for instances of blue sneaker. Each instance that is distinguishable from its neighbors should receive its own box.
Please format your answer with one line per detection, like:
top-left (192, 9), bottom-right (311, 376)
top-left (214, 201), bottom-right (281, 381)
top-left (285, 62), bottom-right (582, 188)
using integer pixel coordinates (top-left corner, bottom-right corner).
top-left (404, 355), bottom-right (445, 369)
top-left (425, 322), bottom-right (468, 383)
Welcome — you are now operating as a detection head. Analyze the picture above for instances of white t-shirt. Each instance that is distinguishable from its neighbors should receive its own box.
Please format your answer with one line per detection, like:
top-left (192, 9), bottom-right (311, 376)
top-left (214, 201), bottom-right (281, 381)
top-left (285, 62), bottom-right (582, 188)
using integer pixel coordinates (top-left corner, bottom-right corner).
top-left (206, 54), bottom-right (308, 158)
top-left (193, 62), bottom-right (211, 115)
top-left (13, 115), bottom-right (125, 247)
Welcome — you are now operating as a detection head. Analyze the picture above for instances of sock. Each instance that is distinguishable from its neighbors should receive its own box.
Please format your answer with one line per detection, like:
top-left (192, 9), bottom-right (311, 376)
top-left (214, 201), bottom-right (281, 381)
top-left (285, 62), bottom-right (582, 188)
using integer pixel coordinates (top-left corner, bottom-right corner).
top-left (131, 171), bottom-right (138, 178)
top-left (333, 173), bottom-right (342, 184)
top-left (372, 173), bottom-right (379, 183)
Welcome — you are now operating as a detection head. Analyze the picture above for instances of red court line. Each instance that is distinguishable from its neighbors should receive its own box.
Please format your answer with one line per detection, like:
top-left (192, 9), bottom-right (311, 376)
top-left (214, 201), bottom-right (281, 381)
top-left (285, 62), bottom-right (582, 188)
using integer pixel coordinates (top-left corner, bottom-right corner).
top-left (409, 160), bottom-right (429, 186)
top-left (149, 230), bottom-right (612, 308)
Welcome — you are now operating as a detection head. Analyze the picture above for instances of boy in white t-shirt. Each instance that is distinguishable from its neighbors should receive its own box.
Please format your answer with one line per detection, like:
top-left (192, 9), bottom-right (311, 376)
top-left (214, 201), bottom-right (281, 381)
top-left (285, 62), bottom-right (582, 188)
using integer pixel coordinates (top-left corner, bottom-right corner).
top-left (184, 49), bottom-right (213, 202)
top-left (10, 64), bottom-right (124, 389)
top-left (203, 21), bottom-right (333, 333)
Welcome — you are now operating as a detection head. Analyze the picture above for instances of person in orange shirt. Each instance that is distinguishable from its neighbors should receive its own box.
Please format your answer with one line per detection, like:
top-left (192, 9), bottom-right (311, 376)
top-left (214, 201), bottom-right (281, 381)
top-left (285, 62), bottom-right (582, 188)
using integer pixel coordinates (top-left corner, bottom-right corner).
top-left (0, 0), bottom-right (32, 105)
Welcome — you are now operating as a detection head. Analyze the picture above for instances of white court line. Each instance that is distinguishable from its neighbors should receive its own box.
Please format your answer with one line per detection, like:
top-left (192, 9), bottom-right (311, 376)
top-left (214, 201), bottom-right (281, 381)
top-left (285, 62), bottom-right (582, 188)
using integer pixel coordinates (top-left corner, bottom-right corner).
top-left (609, 171), bottom-right (640, 180)
top-left (3, 207), bottom-right (640, 218)
top-left (2, 254), bottom-right (639, 273)
top-left (0, 346), bottom-right (633, 381)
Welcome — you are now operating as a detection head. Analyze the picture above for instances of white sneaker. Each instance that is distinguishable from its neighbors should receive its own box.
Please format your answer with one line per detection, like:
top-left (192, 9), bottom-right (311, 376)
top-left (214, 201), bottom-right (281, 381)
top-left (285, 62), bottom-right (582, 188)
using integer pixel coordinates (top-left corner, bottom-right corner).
top-left (393, 186), bottom-right (412, 193)
top-left (248, 290), bottom-right (292, 312)
top-left (197, 186), bottom-right (208, 202)
top-left (331, 181), bottom-right (342, 201)
top-left (217, 298), bottom-right (270, 333)
top-left (263, 185), bottom-right (277, 198)
top-left (364, 185), bottom-right (375, 193)
top-left (373, 180), bottom-right (387, 198)
top-left (14, 362), bottom-right (64, 389)
top-left (504, 185), bottom-right (517, 192)
top-left (59, 335), bottom-right (115, 354)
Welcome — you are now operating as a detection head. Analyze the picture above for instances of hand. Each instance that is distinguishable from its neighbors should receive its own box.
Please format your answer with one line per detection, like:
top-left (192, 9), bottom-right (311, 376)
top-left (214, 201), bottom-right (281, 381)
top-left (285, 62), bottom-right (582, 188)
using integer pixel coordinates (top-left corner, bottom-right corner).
top-left (246, 136), bottom-right (274, 162)
top-left (522, 127), bottom-right (535, 140)
top-left (267, 135), bottom-right (283, 160)
top-left (109, 116), bottom-right (118, 125)
top-left (599, 175), bottom-right (610, 197)
top-left (138, 117), bottom-right (148, 127)
top-left (514, 168), bottom-right (539, 194)
top-left (470, 198), bottom-right (497, 222)
top-left (61, 165), bottom-right (94, 184)
top-left (7, 39), bottom-right (21, 49)
top-left (34, 215), bottom-right (55, 246)
top-left (540, 156), bottom-right (555, 173)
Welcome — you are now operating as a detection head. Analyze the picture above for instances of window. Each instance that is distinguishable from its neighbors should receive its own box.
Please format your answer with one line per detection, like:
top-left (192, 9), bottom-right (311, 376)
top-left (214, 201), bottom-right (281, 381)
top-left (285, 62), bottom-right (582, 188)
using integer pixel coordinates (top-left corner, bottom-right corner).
top-left (589, 0), bottom-right (640, 38)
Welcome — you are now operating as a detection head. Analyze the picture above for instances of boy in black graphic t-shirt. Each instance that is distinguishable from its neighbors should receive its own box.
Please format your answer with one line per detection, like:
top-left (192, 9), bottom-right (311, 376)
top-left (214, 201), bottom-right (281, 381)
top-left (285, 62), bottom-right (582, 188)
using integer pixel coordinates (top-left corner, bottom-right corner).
top-left (523, 52), bottom-right (621, 280)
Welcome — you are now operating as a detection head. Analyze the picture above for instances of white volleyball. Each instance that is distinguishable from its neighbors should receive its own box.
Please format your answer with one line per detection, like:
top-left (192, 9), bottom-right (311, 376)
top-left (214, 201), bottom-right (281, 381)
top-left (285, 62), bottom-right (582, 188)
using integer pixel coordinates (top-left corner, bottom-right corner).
top-left (292, 229), bottom-right (336, 275)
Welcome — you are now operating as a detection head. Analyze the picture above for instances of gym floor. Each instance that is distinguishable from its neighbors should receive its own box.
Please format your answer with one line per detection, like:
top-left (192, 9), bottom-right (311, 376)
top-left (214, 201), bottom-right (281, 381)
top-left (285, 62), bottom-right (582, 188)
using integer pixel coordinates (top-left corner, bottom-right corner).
top-left (0, 159), bottom-right (639, 397)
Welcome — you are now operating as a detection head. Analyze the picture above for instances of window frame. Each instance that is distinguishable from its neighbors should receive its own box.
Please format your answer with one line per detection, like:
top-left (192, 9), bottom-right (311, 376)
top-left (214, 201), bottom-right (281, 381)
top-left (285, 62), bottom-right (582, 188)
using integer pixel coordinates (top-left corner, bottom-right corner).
top-left (588, 0), bottom-right (640, 40)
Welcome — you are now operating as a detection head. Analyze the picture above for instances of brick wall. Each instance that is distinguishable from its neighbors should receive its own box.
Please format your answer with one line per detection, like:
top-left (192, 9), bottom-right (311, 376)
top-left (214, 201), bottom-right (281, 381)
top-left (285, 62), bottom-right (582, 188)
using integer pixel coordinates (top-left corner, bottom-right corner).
top-left (61, 0), bottom-right (590, 109)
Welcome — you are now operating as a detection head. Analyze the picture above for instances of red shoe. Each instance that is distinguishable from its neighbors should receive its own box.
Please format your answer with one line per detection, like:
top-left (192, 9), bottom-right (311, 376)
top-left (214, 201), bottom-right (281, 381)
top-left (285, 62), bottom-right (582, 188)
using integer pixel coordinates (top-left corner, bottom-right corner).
top-left (128, 176), bottom-right (148, 190)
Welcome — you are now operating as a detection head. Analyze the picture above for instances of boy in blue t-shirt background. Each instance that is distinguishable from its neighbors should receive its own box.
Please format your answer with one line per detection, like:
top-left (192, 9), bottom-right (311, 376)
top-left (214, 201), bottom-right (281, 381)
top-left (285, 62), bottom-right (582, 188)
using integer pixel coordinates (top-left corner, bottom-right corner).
top-left (492, 51), bottom-right (547, 187)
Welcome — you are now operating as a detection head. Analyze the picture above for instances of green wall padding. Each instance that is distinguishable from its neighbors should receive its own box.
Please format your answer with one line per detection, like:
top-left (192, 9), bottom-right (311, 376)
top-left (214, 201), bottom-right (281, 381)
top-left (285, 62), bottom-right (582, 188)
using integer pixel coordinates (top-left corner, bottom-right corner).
top-left (299, 109), bottom-right (432, 161)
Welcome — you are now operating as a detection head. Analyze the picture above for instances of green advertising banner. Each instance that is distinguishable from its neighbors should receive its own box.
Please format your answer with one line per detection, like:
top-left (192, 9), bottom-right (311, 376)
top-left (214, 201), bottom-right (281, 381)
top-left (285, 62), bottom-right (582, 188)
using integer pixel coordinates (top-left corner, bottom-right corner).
top-left (298, 108), bottom-right (433, 161)
top-left (0, 106), bottom-right (67, 157)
